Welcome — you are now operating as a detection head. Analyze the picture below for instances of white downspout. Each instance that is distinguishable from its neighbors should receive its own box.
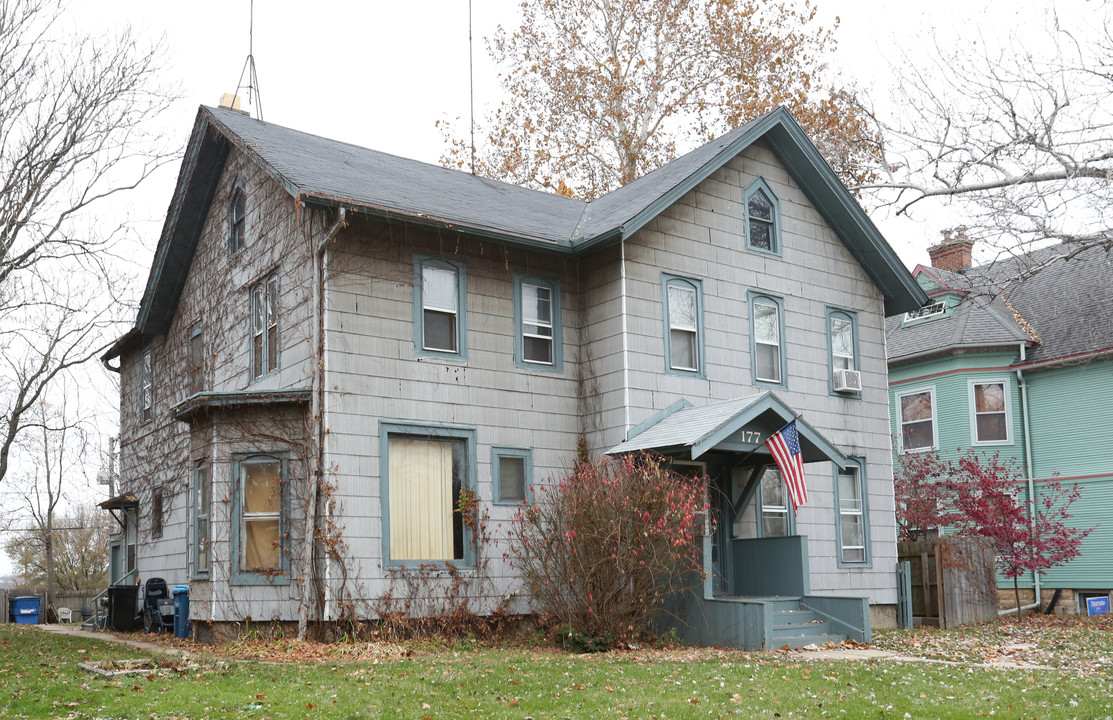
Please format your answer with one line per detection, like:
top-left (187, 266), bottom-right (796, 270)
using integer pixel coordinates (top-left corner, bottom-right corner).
top-left (620, 236), bottom-right (631, 435)
top-left (1001, 342), bottom-right (1041, 616)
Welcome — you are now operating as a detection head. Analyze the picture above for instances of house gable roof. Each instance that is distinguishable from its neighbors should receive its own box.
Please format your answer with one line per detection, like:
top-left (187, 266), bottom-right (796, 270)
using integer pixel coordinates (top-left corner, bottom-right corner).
top-left (116, 105), bottom-right (925, 354)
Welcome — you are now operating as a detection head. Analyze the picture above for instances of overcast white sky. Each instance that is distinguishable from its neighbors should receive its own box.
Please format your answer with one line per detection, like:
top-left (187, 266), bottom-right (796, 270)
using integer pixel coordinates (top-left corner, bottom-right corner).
top-left (0, 0), bottom-right (1078, 576)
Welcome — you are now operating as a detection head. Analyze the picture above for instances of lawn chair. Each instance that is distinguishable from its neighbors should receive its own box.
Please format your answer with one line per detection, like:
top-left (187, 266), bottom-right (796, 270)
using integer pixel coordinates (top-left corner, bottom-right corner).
top-left (142, 578), bottom-right (175, 634)
top-left (56, 607), bottom-right (72, 623)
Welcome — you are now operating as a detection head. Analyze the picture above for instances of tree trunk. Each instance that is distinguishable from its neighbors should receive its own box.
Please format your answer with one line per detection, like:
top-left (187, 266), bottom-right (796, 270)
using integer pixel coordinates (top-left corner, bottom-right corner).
top-left (1013, 576), bottom-right (1021, 620)
top-left (45, 518), bottom-right (55, 611)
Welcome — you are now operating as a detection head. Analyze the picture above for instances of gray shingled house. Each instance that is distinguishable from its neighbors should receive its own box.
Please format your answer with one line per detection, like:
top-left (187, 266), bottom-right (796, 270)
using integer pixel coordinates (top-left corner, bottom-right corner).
top-left (887, 238), bottom-right (1113, 614)
top-left (102, 104), bottom-right (926, 646)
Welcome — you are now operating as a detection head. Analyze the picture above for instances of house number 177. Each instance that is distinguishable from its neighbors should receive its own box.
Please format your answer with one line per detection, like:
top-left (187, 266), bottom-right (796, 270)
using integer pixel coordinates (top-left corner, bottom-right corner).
top-left (740, 431), bottom-right (762, 444)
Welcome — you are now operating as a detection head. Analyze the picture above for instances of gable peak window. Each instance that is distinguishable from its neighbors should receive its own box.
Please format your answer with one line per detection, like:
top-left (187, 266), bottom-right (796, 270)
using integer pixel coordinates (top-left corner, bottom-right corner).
top-left (251, 274), bottom-right (279, 379)
top-left (229, 186), bottom-right (246, 253)
top-left (140, 346), bottom-right (153, 423)
top-left (745, 178), bottom-right (780, 255)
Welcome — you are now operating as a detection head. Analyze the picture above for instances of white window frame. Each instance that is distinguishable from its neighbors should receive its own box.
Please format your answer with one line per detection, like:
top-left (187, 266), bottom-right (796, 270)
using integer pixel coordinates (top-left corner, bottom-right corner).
top-left (897, 386), bottom-right (938, 452)
top-left (251, 273), bottom-right (279, 379)
top-left (835, 461), bottom-right (870, 566)
top-left (969, 378), bottom-right (1013, 446)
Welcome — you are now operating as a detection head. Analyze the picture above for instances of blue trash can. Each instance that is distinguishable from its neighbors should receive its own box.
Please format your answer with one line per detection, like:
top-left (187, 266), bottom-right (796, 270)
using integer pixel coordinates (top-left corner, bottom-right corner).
top-left (11, 596), bottom-right (40, 624)
top-left (172, 585), bottom-right (190, 639)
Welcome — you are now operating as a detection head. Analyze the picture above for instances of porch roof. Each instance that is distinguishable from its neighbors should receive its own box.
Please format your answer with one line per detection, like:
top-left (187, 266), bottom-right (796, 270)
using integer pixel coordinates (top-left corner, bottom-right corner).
top-left (98, 493), bottom-right (138, 510)
top-left (606, 391), bottom-right (849, 467)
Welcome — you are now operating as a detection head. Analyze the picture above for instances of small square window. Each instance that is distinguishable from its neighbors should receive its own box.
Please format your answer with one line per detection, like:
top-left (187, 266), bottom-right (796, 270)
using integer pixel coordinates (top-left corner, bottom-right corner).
top-left (492, 447), bottom-right (532, 505)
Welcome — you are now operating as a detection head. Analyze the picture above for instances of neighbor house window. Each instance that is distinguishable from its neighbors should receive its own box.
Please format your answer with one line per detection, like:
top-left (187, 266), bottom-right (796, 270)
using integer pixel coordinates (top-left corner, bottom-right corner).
top-left (835, 461), bottom-right (869, 565)
top-left (381, 422), bottom-right (476, 565)
top-left (251, 274), bottom-right (279, 379)
top-left (151, 487), bottom-right (163, 539)
top-left (229, 186), bottom-right (245, 253)
top-left (514, 276), bottom-right (562, 370)
top-left (744, 178), bottom-right (781, 255)
top-left (749, 292), bottom-right (785, 385)
top-left (758, 466), bottom-right (793, 537)
top-left (232, 454), bottom-right (287, 583)
top-left (492, 447), bottom-right (531, 505)
top-left (188, 326), bottom-right (204, 396)
top-left (898, 388), bottom-right (936, 451)
top-left (194, 462), bottom-right (210, 578)
top-left (971, 380), bottom-right (1010, 444)
top-left (662, 275), bottom-right (704, 375)
top-left (414, 256), bottom-right (467, 360)
top-left (140, 346), bottom-right (153, 423)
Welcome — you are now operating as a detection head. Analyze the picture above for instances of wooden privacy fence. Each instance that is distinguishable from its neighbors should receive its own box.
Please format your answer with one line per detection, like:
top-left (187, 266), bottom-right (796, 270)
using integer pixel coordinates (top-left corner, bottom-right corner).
top-left (1, 588), bottom-right (101, 623)
top-left (897, 536), bottom-right (997, 628)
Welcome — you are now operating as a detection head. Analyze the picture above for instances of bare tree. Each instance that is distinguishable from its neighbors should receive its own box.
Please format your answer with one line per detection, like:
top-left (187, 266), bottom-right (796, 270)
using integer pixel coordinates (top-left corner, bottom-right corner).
top-left (0, 0), bottom-right (173, 486)
top-left (857, 6), bottom-right (1113, 264)
top-left (441, 0), bottom-right (875, 200)
top-left (5, 503), bottom-right (110, 592)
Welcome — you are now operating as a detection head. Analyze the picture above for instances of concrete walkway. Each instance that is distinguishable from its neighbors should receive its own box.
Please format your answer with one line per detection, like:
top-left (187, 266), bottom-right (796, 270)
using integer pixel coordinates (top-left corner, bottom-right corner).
top-left (35, 623), bottom-right (192, 658)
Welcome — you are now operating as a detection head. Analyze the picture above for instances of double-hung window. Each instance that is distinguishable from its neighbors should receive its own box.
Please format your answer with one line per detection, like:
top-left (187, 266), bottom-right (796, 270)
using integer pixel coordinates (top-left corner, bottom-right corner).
top-left (744, 178), bottom-right (781, 255)
top-left (233, 453), bottom-right (288, 584)
top-left (749, 292), bottom-right (785, 386)
top-left (414, 256), bottom-right (467, 360)
top-left (971, 380), bottom-right (1010, 444)
top-left (758, 466), bottom-right (793, 537)
top-left (835, 461), bottom-right (869, 565)
top-left (381, 421), bottom-right (476, 566)
top-left (492, 447), bottom-right (532, 505)
top-left (514, 276), bottom-right (562, 370)
top-left (827, 309), bottom-right (859, 394)
top-left (140, 346), bottom-right (153, 423)
top-left (194, 462), bottom-right (210, 578)
top-left (251, 274), bottom-right (279, 379)
top-left (662, 275), bottom-right (704, 375)
top-left (898, 388), bottom-right (936, 451)
top-left (229, 186), bottom-right (246, 253)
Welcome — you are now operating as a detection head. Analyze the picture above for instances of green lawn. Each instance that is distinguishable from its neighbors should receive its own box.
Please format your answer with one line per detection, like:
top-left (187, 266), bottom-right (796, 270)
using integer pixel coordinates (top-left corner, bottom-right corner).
top-left (1, 618), bottom-right (1110, 719)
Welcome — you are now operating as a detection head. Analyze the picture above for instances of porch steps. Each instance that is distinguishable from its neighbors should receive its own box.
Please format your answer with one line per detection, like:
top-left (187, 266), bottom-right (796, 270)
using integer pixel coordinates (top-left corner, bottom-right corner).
top-left (769, 599), bottom-right (846, 649)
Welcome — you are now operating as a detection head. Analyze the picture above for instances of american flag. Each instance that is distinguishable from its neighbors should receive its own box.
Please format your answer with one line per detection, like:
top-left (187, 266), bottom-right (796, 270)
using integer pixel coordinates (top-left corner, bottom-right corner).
top-left (765, 420), bottom-right (807, 513)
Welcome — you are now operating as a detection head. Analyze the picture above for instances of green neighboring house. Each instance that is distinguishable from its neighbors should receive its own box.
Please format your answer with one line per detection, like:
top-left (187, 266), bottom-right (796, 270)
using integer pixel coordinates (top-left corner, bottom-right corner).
top-left (886, 234), bottom-right (1113, 615)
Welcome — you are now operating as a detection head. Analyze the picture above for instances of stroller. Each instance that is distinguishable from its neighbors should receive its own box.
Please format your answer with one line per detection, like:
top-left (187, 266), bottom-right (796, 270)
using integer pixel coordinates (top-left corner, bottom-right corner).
top-left (143, 578), bottom-right (175, 634)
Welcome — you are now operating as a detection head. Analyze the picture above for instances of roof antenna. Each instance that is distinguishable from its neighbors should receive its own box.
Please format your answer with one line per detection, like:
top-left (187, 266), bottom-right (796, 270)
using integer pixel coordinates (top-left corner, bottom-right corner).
top-left (234, 0), bottom-right (264, 120)
top-left (468, 0), bottom-right (476, 174)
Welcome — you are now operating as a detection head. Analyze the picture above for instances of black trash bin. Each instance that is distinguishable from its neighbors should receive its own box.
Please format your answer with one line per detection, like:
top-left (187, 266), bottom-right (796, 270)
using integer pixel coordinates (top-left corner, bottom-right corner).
top-left (107, 585), bottom-right (140, 631)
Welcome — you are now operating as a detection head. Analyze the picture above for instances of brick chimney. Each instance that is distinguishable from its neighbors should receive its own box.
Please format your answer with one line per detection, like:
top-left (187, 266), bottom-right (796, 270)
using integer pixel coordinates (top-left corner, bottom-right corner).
top-left (927, 227), bottom-right (974, 272)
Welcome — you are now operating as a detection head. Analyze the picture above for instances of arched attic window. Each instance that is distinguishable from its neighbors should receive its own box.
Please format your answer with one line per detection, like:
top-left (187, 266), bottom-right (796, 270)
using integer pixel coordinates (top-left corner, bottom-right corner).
top-left (228, 186), bottom-right (246, 253)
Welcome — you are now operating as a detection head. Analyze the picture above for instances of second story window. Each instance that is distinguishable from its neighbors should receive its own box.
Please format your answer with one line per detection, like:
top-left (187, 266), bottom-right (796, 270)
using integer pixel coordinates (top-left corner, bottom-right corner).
top-left (251, 274), bottom-right (279, 379)
top-left (749, 293), bottom-right (785, 386)
top-left (229, 187), bottom-right (246, 253)
top-left (188, 326), bottom-right (204, 396)
top-left (972, 381), bottom-right (1010, 444)
top-left (140, 346), bottom-right (153, 423)
top-left (414, 256), bottom-right (468, 361)
top-left (514, 275), bottom-right (562, 371)
top-left (662, 275), bottom-right (704, 376)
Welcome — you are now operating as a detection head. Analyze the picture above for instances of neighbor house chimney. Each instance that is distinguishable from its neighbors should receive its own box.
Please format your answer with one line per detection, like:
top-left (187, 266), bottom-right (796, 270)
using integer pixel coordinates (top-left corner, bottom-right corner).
top-left (927, 227), bottom-right (974, 272)
top-left (218, 93), bottom-right (249, 115)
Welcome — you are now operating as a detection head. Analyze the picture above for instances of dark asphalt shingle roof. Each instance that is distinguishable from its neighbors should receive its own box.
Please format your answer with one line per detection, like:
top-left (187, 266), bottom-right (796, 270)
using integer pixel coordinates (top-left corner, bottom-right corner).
top-left (886, 243), bottom-right (1113, 365)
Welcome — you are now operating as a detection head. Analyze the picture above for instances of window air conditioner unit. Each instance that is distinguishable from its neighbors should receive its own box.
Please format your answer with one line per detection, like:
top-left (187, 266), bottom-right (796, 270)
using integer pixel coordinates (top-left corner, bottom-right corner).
top-left (834, 369), bottom-right (862, 393)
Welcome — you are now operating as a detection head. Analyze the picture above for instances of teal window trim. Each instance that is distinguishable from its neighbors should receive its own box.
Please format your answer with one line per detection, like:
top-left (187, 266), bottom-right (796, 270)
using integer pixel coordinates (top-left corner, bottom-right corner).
top-left (230, 452), bottom-right (291, 586)
top-left (968, 377), bottom-right (1014, 446)
top-left (491, 446), bottom-right (532, 506)
top-left (513, 274), bottom-right (563, 372)
top-left (228, 181), bottom-right (246, 254)
top-left (193, 461), bottom-right (211, 580)
top-left (896, 385), bottom-right (938, 452)
top-left (250, 272), bottom-right (280, 380)
top-left (834, 458), bottom-right (871, 568)
top-left (413, 255), bottom-right (468, 362)
top-left (379, 420), bottom-right (478, 569)
top-left (661, 274), bottom-right (706, 377)
top-left (744, 177), bottom-right (782, 257)
top-left (748, 291), bottom-right (787, 388)
top-left (139, 346), bottom-right (153, 423)
top-left (825, 307), bottom-right (861, 399)
top-left (755, 465), bottom-right (795, 537)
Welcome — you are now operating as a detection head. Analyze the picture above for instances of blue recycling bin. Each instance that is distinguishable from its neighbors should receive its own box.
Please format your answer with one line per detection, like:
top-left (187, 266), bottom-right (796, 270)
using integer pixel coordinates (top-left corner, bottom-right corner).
top-left (172, 585), bottom-right (190, 639)
top-left (11, 596), bottom-right (40, 624)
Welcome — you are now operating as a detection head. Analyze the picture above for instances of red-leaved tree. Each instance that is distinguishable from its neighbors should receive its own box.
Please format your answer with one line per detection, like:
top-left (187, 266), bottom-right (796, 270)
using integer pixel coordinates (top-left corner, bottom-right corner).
top-left (895, 450), bottom-right (1093, 615)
